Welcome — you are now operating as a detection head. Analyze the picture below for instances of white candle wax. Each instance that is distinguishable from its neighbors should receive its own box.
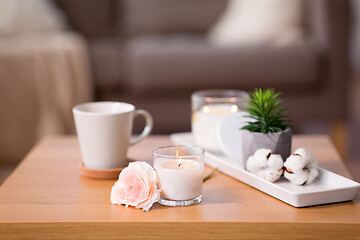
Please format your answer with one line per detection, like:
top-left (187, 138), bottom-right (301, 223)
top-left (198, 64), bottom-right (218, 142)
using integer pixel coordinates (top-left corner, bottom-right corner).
top-left (192, 104), bottom-right (238, 152)
top-left (154, 158), bottom-right (203, 201)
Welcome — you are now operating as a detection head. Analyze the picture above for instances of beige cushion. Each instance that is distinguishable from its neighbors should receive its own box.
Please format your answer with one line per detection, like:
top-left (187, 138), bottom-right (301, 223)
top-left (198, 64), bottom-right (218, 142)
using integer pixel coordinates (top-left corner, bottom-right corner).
top-left (208, 0), bottom-right (304, 47)
top-left (0, 0), bottom-right (65, 36)
top-left (0, 0), bottom-right (66, 36)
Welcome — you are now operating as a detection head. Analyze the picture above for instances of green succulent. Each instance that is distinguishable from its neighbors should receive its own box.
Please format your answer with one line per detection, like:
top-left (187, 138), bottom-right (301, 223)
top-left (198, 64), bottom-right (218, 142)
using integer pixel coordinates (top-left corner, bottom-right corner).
top-left (242, 88), bottom-right (291, 134)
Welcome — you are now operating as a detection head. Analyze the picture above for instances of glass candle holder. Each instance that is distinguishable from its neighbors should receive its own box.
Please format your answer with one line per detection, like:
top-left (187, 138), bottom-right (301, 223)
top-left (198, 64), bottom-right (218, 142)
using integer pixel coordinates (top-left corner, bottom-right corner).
top-left (153, 145), bottom-right (204, 207)
top-left (191, 89), bottom-right (248, 152)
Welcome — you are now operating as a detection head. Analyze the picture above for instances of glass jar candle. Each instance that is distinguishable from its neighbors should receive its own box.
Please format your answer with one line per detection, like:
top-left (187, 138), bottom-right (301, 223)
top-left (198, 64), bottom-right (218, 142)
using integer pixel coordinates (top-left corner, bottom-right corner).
top-left (153, 145), bottom-right (204, 206)
top-left (191, 89), bottom-right (248, 152)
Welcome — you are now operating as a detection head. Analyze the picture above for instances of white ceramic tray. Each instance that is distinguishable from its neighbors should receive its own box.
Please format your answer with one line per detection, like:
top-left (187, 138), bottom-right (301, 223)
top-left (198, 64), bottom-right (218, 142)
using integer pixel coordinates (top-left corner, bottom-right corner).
top-left (171, 132), bottom-right (360, 207)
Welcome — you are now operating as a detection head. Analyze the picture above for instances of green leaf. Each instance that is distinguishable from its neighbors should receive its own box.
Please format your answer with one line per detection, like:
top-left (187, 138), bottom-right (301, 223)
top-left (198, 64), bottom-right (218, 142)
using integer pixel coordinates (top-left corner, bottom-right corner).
top-left (241, 88), bottom-right (292, 134)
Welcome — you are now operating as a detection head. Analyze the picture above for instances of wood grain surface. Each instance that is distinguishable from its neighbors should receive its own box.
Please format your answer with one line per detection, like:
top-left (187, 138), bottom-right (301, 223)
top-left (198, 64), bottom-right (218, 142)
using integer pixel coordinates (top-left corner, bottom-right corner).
top-left (0, 135), bottom-right (359, 239)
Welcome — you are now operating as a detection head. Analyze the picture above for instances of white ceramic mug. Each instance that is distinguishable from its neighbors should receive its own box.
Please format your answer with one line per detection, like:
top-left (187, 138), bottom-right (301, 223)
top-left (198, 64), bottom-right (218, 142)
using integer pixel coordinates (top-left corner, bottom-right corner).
top-left (73, 102), bottom-right (153, 169)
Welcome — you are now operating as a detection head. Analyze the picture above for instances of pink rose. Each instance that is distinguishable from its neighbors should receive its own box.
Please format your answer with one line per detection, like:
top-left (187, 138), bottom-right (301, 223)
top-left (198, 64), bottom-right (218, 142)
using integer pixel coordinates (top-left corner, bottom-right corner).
top-left (111, 161), bottom-right (160, 212)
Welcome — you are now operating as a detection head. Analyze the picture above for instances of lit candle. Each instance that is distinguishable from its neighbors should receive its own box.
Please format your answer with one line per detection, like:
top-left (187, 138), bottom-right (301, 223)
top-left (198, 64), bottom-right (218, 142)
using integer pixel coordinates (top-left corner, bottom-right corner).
top-left (153, 147), bottom-right (204, 204)
top-left (154, 158), bottom-right (203, 201)
top-left (192, 104), bottom-right (239, 152)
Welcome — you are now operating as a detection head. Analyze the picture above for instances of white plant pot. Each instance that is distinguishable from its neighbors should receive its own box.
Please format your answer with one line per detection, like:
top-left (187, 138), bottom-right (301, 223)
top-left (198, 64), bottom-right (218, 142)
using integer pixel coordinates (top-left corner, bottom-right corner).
top-left (218, 112), bottom-right (292, 168)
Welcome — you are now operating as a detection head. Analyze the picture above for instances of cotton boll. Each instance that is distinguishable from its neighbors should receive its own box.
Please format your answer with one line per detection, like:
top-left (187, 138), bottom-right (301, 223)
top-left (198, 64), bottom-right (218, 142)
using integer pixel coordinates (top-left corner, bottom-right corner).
top-left (246, 148), bottom-right (284, 183)
top-left (283, 153), bottom-right (307, 172)
top-left (253, 148), bottom-right (271, 168)
top-left (254, 169), bottom-right (266, 179)
top-left (284, 148), bottom-right (319, 185)
top-left (284, 169), bottom-right (309, 185)
top-left (255, 168), bottom-right (282, 182)
top-left (306, 168), bottom-right (319, 184)
top-left (294, 147), bottom-right (318, 168)
top-left (294, 148), bottom-right (308, 158)
top-left (246, 155), bottom-right (260, 173)
top-left (306, 152), bottom-right (318, 169)
top-left (267, 154), bottom-right (283, 170)
top-left (262, 168), bottom-right (283, 183)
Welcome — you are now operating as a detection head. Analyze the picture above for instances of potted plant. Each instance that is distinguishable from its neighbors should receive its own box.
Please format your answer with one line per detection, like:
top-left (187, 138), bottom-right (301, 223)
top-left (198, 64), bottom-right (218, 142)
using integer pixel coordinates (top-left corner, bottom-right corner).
top-left (241, 88), bottom-right (292, 162)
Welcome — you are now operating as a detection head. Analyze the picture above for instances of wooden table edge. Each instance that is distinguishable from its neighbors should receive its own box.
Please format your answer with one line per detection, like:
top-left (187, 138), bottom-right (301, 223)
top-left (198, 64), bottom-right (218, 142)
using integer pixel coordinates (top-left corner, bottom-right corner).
top-left (1, 221), bottom-right (359, 239)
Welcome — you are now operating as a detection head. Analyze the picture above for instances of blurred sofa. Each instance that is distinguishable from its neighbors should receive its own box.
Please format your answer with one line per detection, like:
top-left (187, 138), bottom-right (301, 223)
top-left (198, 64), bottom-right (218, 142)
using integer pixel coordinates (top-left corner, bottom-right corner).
top-left (56, 0), bottom-right (349, 134)
top-left (0, 0), bottom-right (93, 168)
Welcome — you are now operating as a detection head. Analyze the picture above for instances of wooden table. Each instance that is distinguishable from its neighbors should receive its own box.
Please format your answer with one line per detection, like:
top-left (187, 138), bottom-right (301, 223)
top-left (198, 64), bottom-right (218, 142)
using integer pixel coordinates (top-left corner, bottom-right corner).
top-left (0, 135), bottom-right (359, 239)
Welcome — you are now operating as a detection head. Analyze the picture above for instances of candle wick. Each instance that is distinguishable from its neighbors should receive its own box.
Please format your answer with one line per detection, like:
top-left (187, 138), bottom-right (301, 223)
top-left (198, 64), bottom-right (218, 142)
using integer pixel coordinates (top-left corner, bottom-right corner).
top-left (178, 162), bottom-right (182, 167)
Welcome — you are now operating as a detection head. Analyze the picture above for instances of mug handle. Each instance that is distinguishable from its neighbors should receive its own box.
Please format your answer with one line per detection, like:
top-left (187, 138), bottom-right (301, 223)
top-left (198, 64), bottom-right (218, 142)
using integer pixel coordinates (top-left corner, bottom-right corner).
top-left (129, 109), bottom-right (153, 146)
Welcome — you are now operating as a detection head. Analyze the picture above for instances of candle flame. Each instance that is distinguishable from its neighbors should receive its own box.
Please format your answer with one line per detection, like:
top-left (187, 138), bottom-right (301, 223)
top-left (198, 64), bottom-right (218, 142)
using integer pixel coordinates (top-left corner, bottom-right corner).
top-left (230, 105), bottom-right (238, 113)
top-left (202, 106), bottom-right (210, 113)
